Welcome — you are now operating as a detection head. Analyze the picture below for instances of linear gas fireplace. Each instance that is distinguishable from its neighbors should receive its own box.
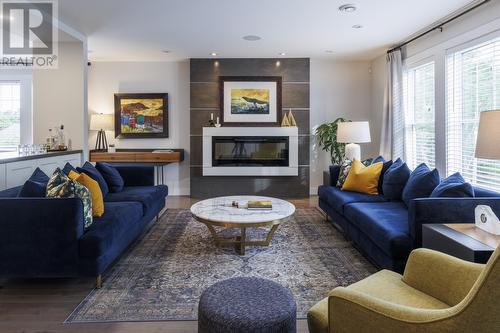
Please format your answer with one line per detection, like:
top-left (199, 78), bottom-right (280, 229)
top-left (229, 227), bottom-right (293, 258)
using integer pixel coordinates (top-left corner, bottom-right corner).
top-left (203, 127), bottom-right (298, 176)
top-left (213, 136), bottom-right (289, 167)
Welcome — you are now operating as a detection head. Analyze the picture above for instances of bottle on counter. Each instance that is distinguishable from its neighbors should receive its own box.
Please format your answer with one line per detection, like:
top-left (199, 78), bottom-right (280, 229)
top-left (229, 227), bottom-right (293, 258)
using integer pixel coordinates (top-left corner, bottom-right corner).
top-left (58, 125), bottom-right (66, 149)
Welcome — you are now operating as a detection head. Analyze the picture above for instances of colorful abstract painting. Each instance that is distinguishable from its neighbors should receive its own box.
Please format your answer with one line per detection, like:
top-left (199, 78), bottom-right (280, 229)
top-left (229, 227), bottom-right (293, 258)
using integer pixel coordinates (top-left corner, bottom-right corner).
top-left (114, 93), bottom-right (168, 138)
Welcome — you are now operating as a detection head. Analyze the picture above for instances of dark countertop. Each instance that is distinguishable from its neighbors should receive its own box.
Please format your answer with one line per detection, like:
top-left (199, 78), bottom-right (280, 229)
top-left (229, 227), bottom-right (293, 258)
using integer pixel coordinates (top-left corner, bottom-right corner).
top-left (0, 150), bottom-right (83, 164)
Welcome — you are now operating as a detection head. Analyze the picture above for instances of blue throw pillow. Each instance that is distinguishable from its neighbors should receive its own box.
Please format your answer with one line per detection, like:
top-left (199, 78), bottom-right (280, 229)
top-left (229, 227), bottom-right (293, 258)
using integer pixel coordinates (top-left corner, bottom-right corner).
top-left (62, 162), bottom-right (77, 176)
top-left (372, 156), bottom-right (393, 195)
top-left (431, 173), bottom-right (474, 198)
top-left (402, 163), bottom-right (440, 206)
top-left (18, 180), bottom-right (46, 197)
top-left (77, 161), bottom-right (109, 196)
top-left (382, 158), bottom-right (410, 200)
top-left (30, 167), bottom-right (49, 184)
top-left (96, 162), bottom-right (124, 192)
top-left (329, 165), bottom-right (341, 187)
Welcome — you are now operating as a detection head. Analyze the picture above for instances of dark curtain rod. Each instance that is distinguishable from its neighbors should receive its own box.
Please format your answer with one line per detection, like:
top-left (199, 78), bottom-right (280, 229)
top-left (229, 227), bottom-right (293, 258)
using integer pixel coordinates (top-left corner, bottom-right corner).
top-left (387, 0), bottom-right (491, 54)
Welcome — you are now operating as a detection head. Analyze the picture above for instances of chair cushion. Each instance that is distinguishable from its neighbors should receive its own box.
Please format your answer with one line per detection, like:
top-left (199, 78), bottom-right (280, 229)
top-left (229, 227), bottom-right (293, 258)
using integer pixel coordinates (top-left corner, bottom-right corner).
top-left (431, 172), bottom-right (474, 198)
top-left (382, 158), bottom-right (411, 201)
top-left (402, 163), bottom-right (440, 206)
top-left (104, 185), bottom-right (168, 214)
top-left (344, 202), bottom-right (411, 259)
top-left (309, 270), bottom-right (450, 333)
top-left (342, 159), bottom-right (383, 195)
top-left (318, 186), bottom-right (387, 214)
top-left (79, 201), bottom-right (144, 259)
top-left (372, 156), bottom-right (393, 195)
top-left (96, 162), bottom-right (124, 193)
top-left (77, 162), bottom-right (109, 196)
top-left (348, 270), bottom-right (449, 309)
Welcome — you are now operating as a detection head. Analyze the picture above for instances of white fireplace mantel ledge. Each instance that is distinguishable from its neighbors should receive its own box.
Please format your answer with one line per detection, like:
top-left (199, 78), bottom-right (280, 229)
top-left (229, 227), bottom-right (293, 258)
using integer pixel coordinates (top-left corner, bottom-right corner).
top-left (202, 126), bottom-right (298, 136)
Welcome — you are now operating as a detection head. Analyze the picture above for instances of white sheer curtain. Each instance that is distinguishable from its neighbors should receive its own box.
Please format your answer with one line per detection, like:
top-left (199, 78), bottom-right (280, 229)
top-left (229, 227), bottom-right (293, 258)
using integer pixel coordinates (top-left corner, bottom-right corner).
top-left (380, 49), bottom-right (405, 160)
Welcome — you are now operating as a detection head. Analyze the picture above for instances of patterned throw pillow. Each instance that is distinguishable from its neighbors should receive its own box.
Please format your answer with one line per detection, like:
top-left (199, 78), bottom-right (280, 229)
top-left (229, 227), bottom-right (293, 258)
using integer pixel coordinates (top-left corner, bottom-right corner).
top-left (46, 168), bottom-right (93, 229)
top-left (336, 158), bottom-right (372, 188)
top-left (336, 159), bottom-right (353, 188)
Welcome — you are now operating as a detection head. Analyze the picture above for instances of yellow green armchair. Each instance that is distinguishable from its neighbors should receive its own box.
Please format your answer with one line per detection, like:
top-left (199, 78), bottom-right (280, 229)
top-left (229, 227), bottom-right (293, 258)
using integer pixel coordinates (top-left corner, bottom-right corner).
top-left (307, 247), bottom-right (500, 333)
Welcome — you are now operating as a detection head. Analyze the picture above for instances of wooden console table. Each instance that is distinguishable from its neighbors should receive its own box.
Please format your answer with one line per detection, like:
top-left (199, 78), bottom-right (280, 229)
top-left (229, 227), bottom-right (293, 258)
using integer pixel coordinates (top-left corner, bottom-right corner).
top-left (89, 149), bottom-right (184, 185)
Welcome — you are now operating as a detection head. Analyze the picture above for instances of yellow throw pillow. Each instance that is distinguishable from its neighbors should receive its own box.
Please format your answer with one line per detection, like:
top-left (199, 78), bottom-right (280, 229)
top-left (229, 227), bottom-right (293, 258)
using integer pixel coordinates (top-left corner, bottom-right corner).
top-left (68, 171), bottom-right (105, 217)
top-left (342, 159), bottom-right (383, 195)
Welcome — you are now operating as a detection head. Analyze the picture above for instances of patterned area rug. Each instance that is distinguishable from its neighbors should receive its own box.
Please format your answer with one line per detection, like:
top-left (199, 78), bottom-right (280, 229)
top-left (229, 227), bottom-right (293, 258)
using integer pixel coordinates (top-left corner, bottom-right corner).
top-left (66, 208), bottom-right (376, 323)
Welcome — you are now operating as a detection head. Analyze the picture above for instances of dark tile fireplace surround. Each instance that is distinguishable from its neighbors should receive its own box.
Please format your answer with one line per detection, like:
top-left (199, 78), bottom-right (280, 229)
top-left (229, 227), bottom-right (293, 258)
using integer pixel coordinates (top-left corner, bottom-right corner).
top-left (190, 58), bottom-right (310, 199)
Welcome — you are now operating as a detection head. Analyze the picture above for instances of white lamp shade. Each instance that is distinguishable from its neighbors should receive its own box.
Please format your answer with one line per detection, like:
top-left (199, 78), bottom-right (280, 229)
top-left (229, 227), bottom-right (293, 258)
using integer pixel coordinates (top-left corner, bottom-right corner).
top-left (90, 113), bottom-right (114, 131)
top-left (337, 121), bottom-right (371, 143)
top-left (475, 110), bottom-right (500, 159)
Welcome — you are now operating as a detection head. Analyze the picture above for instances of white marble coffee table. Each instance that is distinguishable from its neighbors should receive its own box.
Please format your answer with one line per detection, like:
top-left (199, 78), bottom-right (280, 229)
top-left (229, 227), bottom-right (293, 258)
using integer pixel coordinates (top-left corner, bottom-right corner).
top-left (190, 196), bottom-right (295, 255)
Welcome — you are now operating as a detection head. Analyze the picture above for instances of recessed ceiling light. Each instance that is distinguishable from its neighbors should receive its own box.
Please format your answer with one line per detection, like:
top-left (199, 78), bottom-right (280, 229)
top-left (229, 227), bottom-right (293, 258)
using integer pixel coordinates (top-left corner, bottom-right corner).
top-left (352, 24), bottom-right (363, 29)
top-left (339, 4), bottom-right (357, 13)
top-left (243, 35), bottom-right (262, 41)
top-left (161, 50), bottom-right (171, 54)
top-left (210, 52), bottom-right (218, 56)
top-left (325, 50), bottom-right (334, 54)
top-left (279, 52), bottom-right (286, 56)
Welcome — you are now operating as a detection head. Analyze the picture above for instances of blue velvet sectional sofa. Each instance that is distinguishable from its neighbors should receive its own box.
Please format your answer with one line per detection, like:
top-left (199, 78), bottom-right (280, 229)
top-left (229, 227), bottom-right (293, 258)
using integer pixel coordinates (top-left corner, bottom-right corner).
top-left (319, 164), bottom-right (500, 273)
top-left (0, 165), bottom-right (167, 286)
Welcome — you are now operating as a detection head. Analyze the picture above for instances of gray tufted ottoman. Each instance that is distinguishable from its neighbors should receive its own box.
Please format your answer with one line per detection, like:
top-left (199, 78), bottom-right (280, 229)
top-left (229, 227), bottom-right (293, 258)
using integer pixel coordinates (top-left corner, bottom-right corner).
top-left (198, 277), bottom-right (297, 333)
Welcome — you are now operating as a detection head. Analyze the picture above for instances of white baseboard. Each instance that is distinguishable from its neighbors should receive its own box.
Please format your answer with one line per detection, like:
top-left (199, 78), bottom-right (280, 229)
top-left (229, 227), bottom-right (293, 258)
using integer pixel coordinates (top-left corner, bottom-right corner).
top-left (310, 186), bottom-right (318, 196)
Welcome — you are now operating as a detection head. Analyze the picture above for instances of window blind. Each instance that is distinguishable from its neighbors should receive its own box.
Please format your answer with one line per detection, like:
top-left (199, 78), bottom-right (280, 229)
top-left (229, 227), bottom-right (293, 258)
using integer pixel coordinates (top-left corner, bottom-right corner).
top-left (446, 36), bottom-right (500, 191)
top-left (0, 81), bottom-right (21, 151)
top-left (404, 62), bottom-right (436, 169)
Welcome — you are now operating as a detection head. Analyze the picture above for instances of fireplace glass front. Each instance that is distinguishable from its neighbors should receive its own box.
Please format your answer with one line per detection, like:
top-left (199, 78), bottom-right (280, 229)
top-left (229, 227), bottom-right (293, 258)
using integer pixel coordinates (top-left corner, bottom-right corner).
top-left (212, 136), bottom-right (289, 167)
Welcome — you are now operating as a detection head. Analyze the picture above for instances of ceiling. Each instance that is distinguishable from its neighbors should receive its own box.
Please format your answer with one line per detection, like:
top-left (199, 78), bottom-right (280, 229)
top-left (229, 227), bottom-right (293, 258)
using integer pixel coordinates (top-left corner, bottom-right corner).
top-left (58, 0), bottom-right (476, 62)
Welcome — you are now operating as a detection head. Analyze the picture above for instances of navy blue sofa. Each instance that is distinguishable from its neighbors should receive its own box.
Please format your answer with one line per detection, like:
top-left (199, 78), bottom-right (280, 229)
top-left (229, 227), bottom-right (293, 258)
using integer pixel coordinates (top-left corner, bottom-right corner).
top-left (319, 165), bottom-right (500, 273)
top-left (0, 165), bottom-right (167, 285)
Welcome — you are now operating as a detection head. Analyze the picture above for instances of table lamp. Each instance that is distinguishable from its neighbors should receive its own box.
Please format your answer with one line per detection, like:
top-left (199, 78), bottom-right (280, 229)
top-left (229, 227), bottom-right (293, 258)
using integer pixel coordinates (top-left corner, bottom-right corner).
top-left (337, 121), bottom-right (371, 161)
top-left (475, 110), bottom-right (500, 160)
top-left (475, 110), bottom-right (500, 235)
top-left (90, 113), bottom-right (114, 151)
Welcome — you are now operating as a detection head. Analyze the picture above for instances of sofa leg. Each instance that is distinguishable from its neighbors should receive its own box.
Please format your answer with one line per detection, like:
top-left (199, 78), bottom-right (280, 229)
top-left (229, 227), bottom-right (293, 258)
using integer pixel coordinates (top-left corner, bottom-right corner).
top-left (156, 214), bottom-right (159, 221)
top-left (96, 275), bottom-right (102, 289)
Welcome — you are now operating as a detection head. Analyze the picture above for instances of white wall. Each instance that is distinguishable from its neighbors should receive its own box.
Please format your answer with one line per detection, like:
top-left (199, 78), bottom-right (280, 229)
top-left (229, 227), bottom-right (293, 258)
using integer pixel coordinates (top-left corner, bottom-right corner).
top-left (33, 42), bottom-right (85, 149)
top-left (309, 59), bottom-right (375, 194)
top-left (88, 59), bottom-right (375, 196)
top-left (87, 61), bottom-right (190, 195)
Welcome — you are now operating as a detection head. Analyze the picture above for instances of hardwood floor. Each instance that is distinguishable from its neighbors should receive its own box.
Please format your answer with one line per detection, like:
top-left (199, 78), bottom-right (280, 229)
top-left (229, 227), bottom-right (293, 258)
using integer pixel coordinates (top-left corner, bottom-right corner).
top-left (0, 196), bottom-right (320, 333)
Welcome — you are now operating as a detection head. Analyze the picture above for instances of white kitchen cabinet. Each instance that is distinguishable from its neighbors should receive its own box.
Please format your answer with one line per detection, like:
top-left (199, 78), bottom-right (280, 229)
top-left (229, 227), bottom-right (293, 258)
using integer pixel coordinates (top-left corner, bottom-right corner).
top-left (0, 164), bottom-right (6, 191)
top-left (1, 151), bottom-right (82, 189)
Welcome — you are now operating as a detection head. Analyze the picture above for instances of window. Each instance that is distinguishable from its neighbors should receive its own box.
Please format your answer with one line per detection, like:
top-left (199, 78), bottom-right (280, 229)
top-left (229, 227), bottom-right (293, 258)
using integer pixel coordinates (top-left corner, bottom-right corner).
top-left (446, 36), bottom-right (500, 191)
top-left (404, 62), bottom-right (436, 169)
top-left (0, 81), bottom-right (21, 151)
top-left (0, 75), bottom-right (32, 152)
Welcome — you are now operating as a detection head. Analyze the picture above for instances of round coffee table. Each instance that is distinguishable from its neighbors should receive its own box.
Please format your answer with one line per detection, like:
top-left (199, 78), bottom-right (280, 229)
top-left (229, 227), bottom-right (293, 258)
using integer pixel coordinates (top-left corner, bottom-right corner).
top-left (190, 196), bottom-right (295, 255)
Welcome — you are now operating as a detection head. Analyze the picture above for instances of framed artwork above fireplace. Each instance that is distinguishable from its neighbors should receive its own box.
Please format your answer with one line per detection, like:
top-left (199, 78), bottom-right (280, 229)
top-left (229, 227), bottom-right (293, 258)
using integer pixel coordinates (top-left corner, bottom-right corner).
top-left (219, 76), bottom-right (282, 126)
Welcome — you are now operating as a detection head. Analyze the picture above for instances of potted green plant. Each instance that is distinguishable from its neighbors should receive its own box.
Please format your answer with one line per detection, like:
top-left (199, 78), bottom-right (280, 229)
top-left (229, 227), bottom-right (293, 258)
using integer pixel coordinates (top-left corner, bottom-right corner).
top-left (315, 117), bottom-right (350, 165)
